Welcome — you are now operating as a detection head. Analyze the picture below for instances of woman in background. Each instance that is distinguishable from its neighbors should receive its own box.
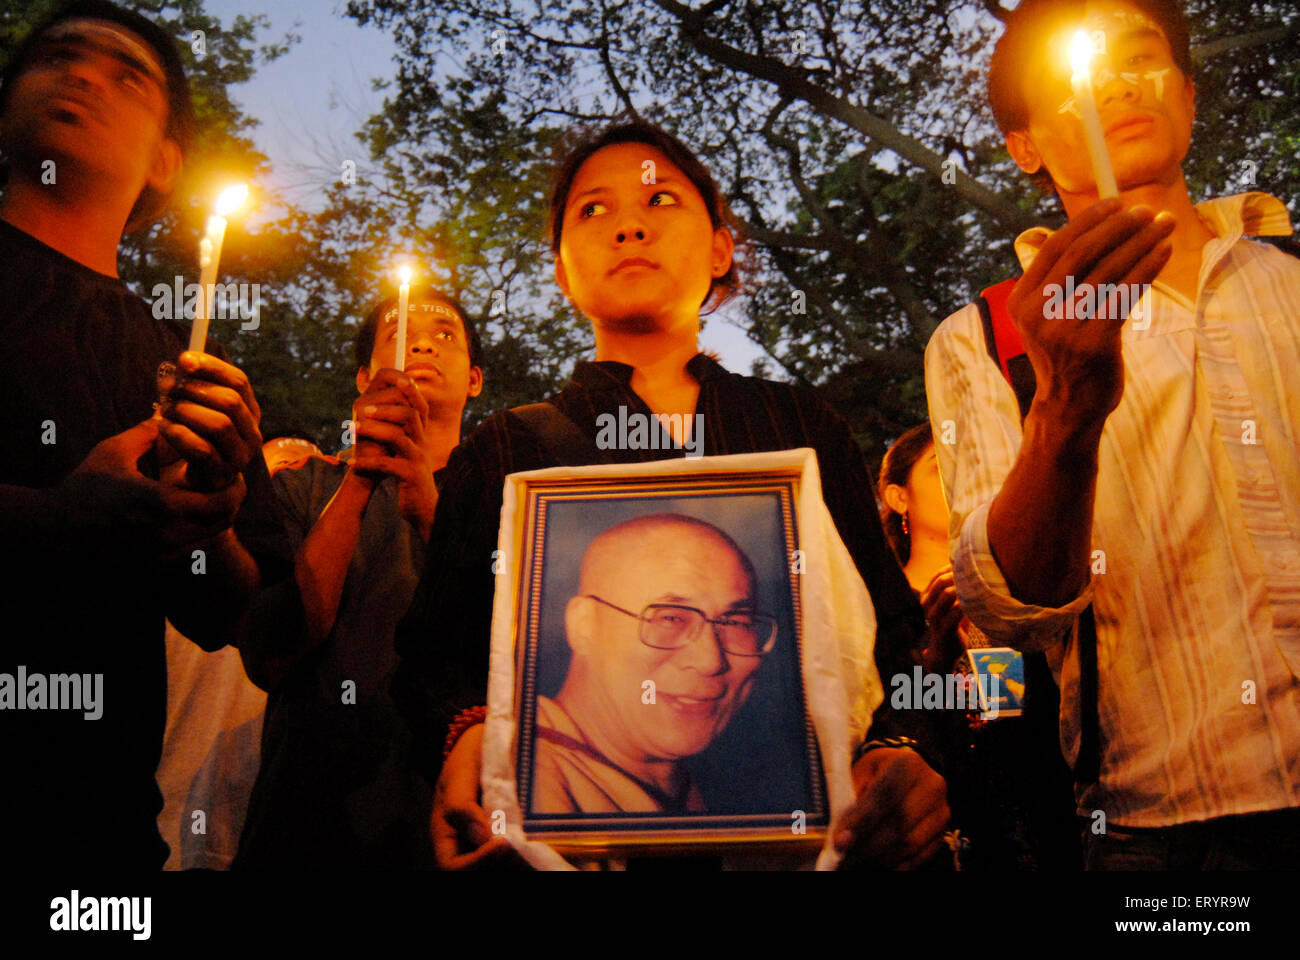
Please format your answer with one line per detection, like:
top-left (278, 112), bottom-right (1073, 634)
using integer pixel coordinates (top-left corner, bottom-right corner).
top-left (879, 423), bottom-right (968, 674)
top-left (880, 423), bottom-right (1078, 870)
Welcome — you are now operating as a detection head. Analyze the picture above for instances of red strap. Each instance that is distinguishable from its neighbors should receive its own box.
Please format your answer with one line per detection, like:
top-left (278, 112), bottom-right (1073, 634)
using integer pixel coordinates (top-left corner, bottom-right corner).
top-left (980, 277), bottom-right (1022, 383)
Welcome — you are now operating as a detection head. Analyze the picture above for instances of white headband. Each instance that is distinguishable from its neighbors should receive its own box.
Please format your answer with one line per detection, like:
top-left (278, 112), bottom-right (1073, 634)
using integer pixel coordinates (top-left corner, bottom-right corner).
top-left (42, 18), bottom-right (167, 86)
top-left (381, 301), bottom-right (461, 325)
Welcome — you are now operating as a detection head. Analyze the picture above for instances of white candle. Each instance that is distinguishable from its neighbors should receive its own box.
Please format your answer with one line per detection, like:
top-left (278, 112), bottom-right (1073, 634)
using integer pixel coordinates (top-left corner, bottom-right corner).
top-left (189, 184), bottom-right (249, 353)
top-left (1070, 30), bottom-right (1118, 199)
top-left (395, 264), bottom-right (412, 371)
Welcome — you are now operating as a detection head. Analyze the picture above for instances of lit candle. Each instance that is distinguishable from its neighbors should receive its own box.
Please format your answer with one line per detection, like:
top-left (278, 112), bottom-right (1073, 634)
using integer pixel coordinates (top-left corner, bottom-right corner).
top-left (1069, 30), bottom-right (1118, 199)
top-left (395, 264), bottom-right (412, 371)
top-left (189, 183), bottom-right (249, 353)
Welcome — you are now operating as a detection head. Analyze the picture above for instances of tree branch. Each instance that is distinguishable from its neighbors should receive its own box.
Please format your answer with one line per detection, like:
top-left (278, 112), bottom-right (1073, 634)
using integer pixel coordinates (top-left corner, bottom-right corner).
top-left (599, 0), bottom-right (640, 119)
top-left (853, 153), bottom-right (938, 346)
top-left (760, 98), bottom-right (928, 357)
top-left (758, 107), bottom-right (883, 363)
top-left (736, 222), bottom-right (837, 251)
top-left (1192, 22), bottom-right (1300, 62)
top-left (763, 242), bottom-right (850, 384)
top-left (982, 0), bottom-right (1011, 24)
top-left (651, 0), bottom-right (1037, 233)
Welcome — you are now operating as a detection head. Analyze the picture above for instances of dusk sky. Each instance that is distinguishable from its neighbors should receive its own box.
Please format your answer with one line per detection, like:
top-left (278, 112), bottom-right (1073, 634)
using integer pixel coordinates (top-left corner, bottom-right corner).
top-left (203, 0), bottom-right (768, 371)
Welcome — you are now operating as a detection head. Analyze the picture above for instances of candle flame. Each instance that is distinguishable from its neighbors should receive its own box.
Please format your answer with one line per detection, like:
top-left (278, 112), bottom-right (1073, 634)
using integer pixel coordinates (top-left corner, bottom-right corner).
top-left (215, 183), bottom-right (249, 218)
top-left (1070, 29), bottom-right (1097, 78)
top-left (398, 264), bottom-right (413, 285)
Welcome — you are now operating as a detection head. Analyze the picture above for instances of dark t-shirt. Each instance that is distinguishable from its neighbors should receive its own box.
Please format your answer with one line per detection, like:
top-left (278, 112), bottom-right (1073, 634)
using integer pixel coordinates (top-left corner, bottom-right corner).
top-left (0, 219), bottom-right (285, 870)
top-left (394, 354), bottom-right (931, 786)
top-left (235, 457), bottom-right (434, 869)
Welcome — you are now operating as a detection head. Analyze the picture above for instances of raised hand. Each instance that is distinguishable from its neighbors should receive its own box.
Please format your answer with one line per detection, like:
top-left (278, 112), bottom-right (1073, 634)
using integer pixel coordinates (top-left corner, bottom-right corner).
top-left (158, 350), bottom-right (263, 491)
top-left (349, 369), bottom-right (439, 540)
top-left (1007, 198), bottom-right (1175, 428)
top-left (59, 418), bottom-right (245, 559)
top-left (919, 566), bottom-right (965, 675)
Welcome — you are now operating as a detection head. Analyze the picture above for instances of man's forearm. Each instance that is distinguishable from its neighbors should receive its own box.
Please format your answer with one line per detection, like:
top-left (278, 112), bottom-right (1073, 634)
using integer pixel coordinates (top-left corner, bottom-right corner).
top-left (232, 471), bottom-right (372, 689)
top-left (296, 470), bottom-right (372, 642)
top-left (986, 396), bottom-right (1105, 608)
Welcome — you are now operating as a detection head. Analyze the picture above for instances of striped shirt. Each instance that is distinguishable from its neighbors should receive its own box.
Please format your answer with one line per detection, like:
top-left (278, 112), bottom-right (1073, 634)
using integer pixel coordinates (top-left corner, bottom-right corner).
top-left (925, 192), bottom-right (1300, 828)
top-left (394, 353), bottom-right (928, 784)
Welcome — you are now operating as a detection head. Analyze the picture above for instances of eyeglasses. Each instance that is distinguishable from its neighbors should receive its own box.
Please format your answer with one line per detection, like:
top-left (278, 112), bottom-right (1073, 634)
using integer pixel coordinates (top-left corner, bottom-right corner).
top-left (586, 595), bottom-right (777, 657)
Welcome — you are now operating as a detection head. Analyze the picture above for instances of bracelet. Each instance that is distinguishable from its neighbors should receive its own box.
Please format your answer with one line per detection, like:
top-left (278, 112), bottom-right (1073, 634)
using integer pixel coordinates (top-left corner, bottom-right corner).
top-left (852, 736), bottom-right (919, 766)
top-left (443, 705), bottom-right (488, 760)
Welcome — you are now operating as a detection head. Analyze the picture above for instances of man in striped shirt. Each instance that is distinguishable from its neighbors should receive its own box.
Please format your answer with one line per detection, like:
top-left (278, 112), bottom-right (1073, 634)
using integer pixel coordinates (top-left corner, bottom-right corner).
top-left (925, 0), bottom-right (1300, 868)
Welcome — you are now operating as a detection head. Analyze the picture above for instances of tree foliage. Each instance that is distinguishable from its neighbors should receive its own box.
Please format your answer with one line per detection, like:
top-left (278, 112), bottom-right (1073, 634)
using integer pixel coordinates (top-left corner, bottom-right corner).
top-left (340, 0), bottom-right (1298, 464)
top-left (3, 1), bottom-right (1296, 462)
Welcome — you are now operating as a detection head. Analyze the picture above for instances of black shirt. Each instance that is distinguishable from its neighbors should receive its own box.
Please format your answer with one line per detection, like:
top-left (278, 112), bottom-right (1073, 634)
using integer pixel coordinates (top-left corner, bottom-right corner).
top-left (0, 219), bottom-right (286, 870)
top-left (394, 353), bottom-right (931, 786)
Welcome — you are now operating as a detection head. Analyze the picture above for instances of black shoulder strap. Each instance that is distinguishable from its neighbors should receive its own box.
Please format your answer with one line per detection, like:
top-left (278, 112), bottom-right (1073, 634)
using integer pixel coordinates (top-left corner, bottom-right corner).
top-left (509, 402), bottom-right (616, 466)
top-left (976, 291), bottom-right (1003, 372)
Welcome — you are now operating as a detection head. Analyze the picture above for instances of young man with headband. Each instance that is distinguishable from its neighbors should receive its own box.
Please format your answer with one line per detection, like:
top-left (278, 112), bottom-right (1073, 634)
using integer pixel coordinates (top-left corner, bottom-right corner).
top-left (235, 290), bottom-right (483, 868)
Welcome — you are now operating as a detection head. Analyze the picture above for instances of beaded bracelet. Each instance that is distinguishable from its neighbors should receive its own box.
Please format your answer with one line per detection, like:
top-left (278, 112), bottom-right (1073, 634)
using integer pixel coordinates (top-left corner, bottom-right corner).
top-left (443, 705), bottom-right (488, 760)
top-left (851, 735), bottom-right (919, 766)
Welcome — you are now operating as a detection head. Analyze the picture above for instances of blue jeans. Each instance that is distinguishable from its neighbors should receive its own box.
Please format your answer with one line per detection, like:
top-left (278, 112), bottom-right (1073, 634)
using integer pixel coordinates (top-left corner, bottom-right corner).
top-left (1084, 808), bottom-right (1300, 870)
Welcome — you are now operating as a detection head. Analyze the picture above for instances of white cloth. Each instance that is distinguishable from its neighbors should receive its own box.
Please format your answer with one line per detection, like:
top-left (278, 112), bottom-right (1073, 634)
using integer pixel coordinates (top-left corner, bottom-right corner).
top-left (156, 622), bottom-right (266, 869)
top-left (925, 192), bottom-right (1300, 827)
top-left (480, 449), bottom-right (881, 869)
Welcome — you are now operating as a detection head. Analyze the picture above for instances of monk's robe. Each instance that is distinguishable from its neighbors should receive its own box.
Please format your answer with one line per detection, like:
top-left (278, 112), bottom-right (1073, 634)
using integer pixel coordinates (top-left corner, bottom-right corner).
top-left (531, 697), bottom-right (706, 815)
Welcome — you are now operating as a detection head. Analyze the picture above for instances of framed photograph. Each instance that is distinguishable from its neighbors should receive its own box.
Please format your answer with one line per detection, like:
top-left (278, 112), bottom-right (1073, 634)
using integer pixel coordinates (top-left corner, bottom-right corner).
top-left (481, 450), bottom-right (881, 868)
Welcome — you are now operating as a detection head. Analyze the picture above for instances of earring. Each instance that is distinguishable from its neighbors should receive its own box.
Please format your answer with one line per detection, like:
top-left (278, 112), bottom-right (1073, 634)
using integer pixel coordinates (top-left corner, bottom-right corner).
top-left (901, 511), bottom-right (909, 536)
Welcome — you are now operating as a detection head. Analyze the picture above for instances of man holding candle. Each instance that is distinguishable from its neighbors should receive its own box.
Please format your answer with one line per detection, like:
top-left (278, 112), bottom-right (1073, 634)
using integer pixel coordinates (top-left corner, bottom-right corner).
top-left (926, 0), bottom-right (1300, 868)
top-left (234, 288), bottom-right (482, 869)
top-left (0, 0), bottom-right (287, 870)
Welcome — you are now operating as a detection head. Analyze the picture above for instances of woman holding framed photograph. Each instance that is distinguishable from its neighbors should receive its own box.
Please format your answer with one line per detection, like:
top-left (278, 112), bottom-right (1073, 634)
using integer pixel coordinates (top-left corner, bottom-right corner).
top-left (396, 120), bottom-right (951, 870)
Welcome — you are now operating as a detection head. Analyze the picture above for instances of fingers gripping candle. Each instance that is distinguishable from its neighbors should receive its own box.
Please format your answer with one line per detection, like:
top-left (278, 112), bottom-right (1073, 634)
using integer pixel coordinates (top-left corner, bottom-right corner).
top-left (1069, 30), bottom-right (1119, 199)
top-left (190, 184), bottom-right (249, 353)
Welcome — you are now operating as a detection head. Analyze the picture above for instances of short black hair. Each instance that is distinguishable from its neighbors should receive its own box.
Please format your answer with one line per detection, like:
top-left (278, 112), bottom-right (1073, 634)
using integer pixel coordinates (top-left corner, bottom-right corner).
top-left (548, 119), bottom-right (744, 313)
top-left (987, 0), bottom-right (1192, 191)
top-left (353, 286), bottom-right (483, 373)
top-left (0, 0), bottom-right (196, 231)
